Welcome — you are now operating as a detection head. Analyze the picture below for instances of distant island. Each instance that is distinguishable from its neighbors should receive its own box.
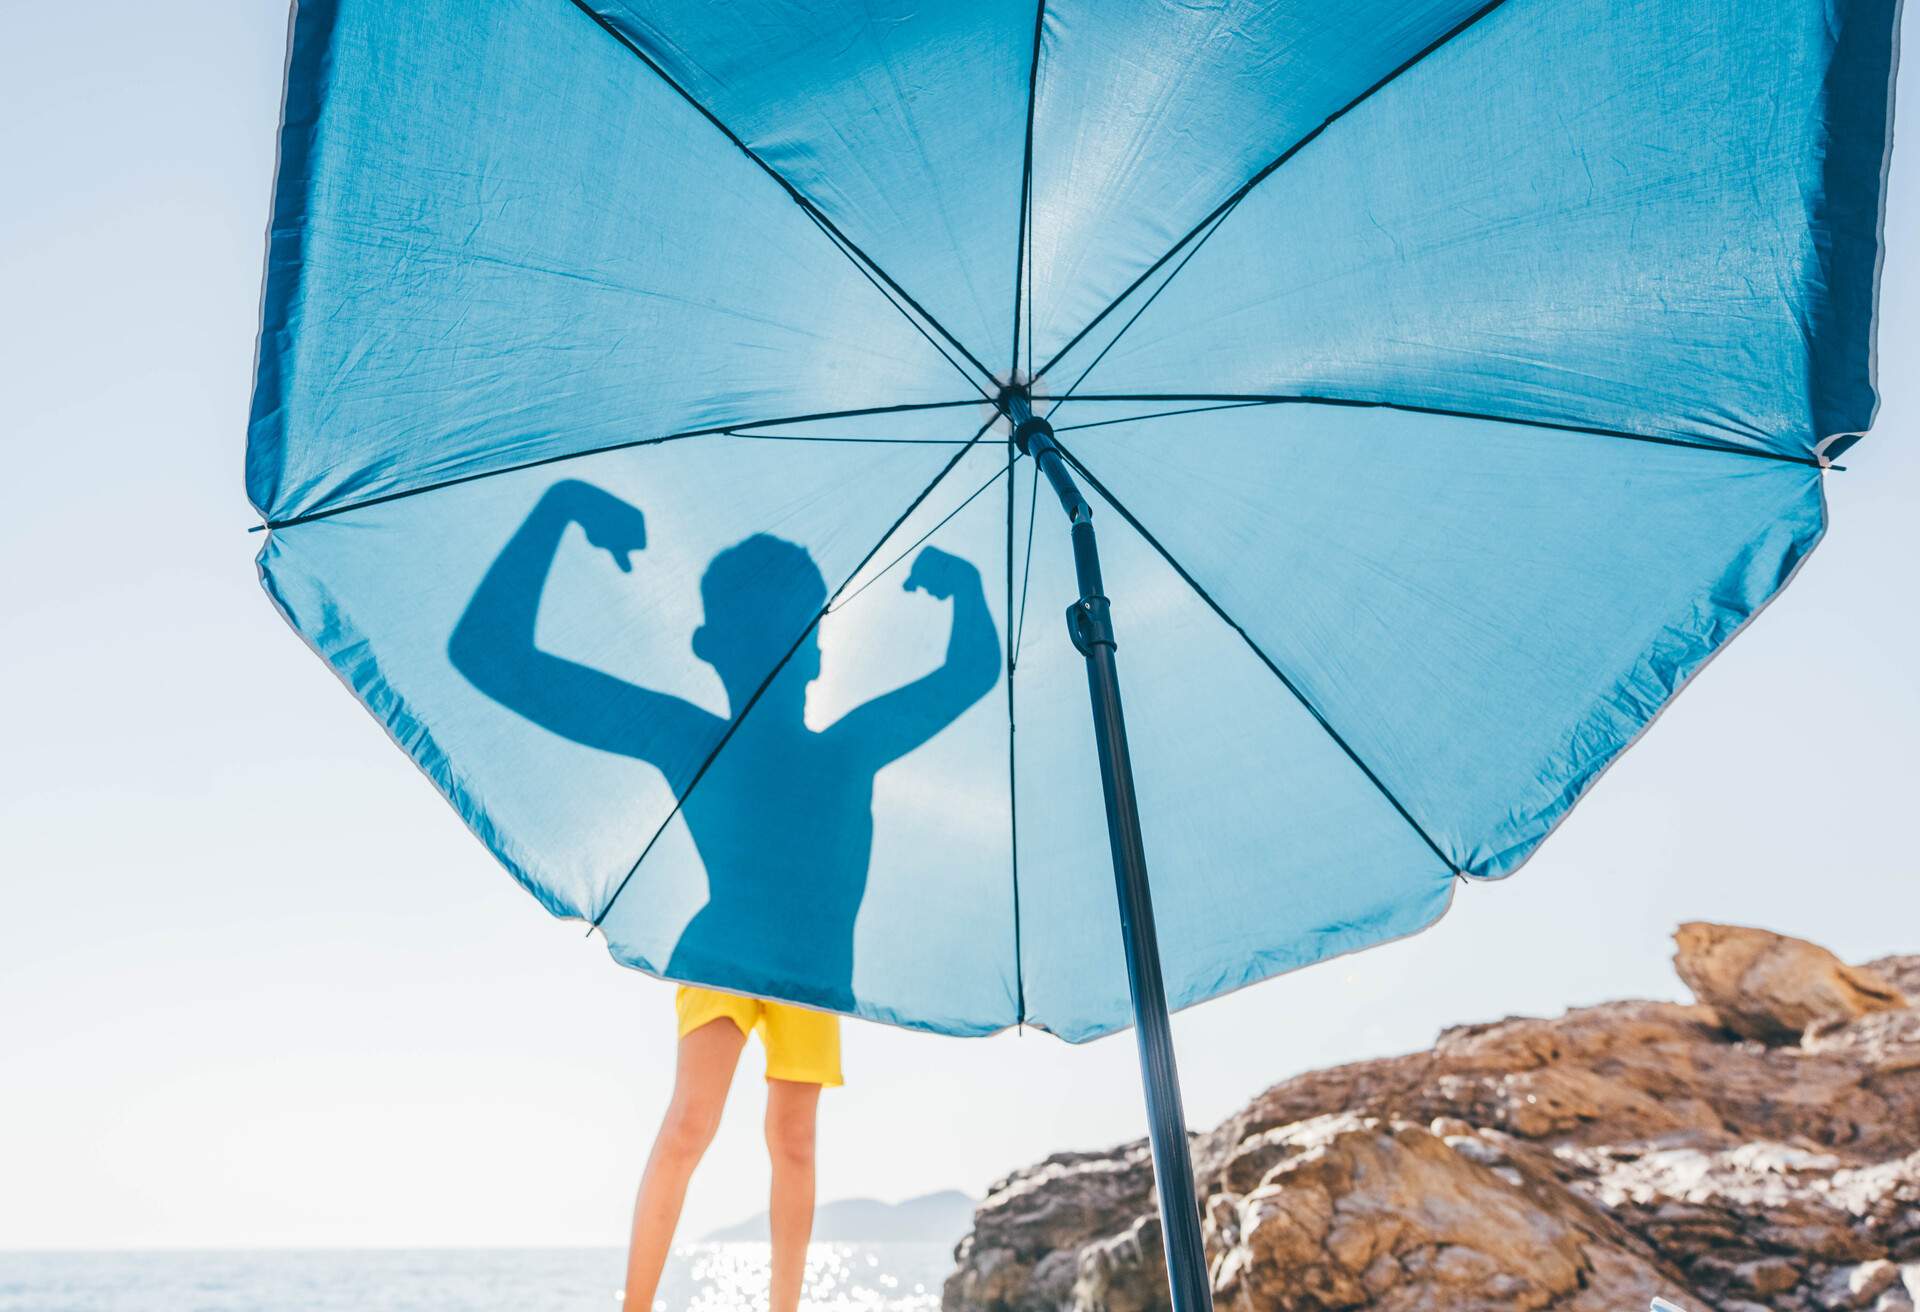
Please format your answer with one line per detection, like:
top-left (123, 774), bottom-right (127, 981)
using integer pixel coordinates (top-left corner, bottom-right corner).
top-left (703, 1189), bottom-right (976, 1246)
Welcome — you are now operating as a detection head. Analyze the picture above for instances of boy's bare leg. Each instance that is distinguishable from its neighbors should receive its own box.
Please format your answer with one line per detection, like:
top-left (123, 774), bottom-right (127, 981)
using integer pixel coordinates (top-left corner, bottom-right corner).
top-left (623, 1020), bottom-right (747, 1310)
top-left (765, 1079), bottom-right (822, 1312)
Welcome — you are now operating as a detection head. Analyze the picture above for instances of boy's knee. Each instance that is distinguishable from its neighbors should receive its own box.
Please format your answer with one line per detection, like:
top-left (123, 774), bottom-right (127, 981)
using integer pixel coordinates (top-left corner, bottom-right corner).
top-left (764, 1109), bottom-right (816, 1168)
top-left (658, 1103), bottom-right (721, 1161)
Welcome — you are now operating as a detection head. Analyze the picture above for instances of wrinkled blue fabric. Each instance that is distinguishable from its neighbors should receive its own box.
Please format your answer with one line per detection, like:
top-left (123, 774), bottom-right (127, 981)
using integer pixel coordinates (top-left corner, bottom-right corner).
top-left (249, 0), bottom-right (1898, 1041)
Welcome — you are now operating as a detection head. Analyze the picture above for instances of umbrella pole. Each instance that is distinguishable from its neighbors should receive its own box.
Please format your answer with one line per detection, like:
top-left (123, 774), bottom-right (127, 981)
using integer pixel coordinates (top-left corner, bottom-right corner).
top-left (1007, 391), bottom-right (1216, 1312)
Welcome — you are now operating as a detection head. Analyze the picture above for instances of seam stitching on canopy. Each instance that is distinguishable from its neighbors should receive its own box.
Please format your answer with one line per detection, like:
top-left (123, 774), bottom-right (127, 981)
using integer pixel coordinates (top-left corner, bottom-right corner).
top-left (1050, 435), bottom-right (1464, 879)
top-left (1052, 393), bottom-right (1832, 469)
top-left (1032, 0), bottom-right (1512, 384)
top-left (260, 399), bottom-right (987, 529)
top-left (590, 416), bottom-right (1003, 931)
top-left (564, 0), bottom-right (1001, 389)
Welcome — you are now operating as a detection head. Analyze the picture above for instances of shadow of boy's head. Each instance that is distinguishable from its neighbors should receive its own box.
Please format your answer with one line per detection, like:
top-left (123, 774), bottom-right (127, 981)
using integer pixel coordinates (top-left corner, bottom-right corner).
top-left (693, 534), bottom-right (828, 700)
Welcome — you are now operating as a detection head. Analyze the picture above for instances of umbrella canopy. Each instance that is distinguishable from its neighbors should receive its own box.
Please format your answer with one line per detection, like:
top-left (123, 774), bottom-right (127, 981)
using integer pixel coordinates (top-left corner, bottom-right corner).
top-left (250, 0), bottom-right (1899, 1048)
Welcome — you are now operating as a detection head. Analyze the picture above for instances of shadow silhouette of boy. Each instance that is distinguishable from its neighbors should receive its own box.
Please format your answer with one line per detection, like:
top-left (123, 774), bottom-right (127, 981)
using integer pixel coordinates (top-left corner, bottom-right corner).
top-left (450, 477), bottom-right (1001, 1007)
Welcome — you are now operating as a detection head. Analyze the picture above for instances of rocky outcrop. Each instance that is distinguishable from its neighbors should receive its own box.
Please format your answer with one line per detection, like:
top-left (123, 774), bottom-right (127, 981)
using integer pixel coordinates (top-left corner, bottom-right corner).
top-left (1202, 1114), bottom-right (1683, 1311)
top-left (946, 926), bottom-right (1920, 1312)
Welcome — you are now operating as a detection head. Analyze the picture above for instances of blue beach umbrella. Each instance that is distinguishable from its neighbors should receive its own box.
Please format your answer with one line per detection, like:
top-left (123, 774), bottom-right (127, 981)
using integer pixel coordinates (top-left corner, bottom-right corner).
top-left (247, 2), bottom-right (1902, 1307)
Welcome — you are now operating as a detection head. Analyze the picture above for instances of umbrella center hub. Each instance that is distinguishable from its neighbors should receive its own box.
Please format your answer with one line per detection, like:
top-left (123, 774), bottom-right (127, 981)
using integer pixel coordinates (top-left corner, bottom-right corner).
top-left (998, 385), bottom-right (1054, 455)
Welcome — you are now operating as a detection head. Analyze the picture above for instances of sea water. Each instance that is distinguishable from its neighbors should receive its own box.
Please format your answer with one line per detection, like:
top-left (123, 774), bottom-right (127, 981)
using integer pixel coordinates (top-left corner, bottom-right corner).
top-left (0, 1242), bottom-right (953, 1311)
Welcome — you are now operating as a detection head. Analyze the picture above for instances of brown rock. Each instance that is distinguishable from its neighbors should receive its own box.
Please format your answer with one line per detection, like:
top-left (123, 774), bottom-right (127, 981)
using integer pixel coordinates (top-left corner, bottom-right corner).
top-left (1732, 1255), bottom-right (1805, 1295)
top-left (1205, 1115), bottom-right (1680, 1312)
top-left (945, 926), bottom-right (1920, 1312)
top-left (1673, 922), bottom-right (1908, 1044)
top-left (944, 1144), bottom-right (1158, 1312)
top-left (1070, 1213), bottom-right (1167, 1312)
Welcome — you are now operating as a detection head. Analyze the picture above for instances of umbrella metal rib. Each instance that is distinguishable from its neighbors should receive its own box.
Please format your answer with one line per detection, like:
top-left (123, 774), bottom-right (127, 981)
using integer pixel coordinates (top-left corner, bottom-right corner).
top-left (1005, 0), bottom-right (1050, 1039)
top-left (830, 455), bottom-right (1025, 614)
top-left (794, 201), bottom-right (999, 402)
top-left (257, 398), bottom-right (989, 530)
top-left (1050, 399), bottom-right (1276, 434)
top-left (1042, 198), bottom-right (1245, 419)
top-left (1050, 393), bottom-right (1837, 470)
top-left (1010, 0), bottom-right (1047, 381)
top-left (1046, 430), bottom-right (1463, 880)
top-left (1031, 0), bottom-right (1514, 385)
top-left (564, 0), bottom-right (1001, 393)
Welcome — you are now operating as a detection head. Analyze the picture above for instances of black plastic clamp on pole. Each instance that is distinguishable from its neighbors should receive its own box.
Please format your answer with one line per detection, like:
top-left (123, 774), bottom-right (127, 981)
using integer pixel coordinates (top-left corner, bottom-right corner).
top-left (999, 385), bottom-right (1216, 1312)
top-left (1068, 594), bottom-right (1115, 656)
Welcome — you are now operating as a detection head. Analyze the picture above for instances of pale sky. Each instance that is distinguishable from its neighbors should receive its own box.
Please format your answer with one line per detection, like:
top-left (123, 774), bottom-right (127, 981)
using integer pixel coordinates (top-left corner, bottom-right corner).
top-left (1, 4), bottom-right (1914, 1251)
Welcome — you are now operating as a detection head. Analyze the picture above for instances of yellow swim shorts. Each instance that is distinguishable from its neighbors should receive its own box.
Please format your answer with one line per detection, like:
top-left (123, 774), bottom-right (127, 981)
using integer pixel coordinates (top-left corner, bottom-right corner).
top-left (675, 986), bottom-right (843, 1087)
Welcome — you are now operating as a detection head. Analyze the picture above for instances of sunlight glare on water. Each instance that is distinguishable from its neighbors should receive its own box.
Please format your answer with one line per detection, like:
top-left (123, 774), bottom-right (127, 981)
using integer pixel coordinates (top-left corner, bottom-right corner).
top-left (674, 1242), bottom-right (940, 1312)
top-left (0, 1243), bottom-right (952, 1311)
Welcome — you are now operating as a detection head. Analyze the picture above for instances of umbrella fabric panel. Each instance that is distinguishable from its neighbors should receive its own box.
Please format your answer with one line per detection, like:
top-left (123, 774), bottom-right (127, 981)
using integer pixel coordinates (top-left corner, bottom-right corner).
top-left (1050, 0), bottom-right (1899, 460)
top-left (1009, 451), bottom-right (1456, 1043)
top-left (247, 0), bottom-right (971, 525)
top-left (257, 418), bottom-right (982, 928)
top-left (584, 0), bottom-right (1035, 377)
top-left (598, 438), bottom-right (1019, 1034)
top-left (1054, 401), bottom-right (1826, 882)
top-left (1024, 0), bottom-right (1489, 375)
